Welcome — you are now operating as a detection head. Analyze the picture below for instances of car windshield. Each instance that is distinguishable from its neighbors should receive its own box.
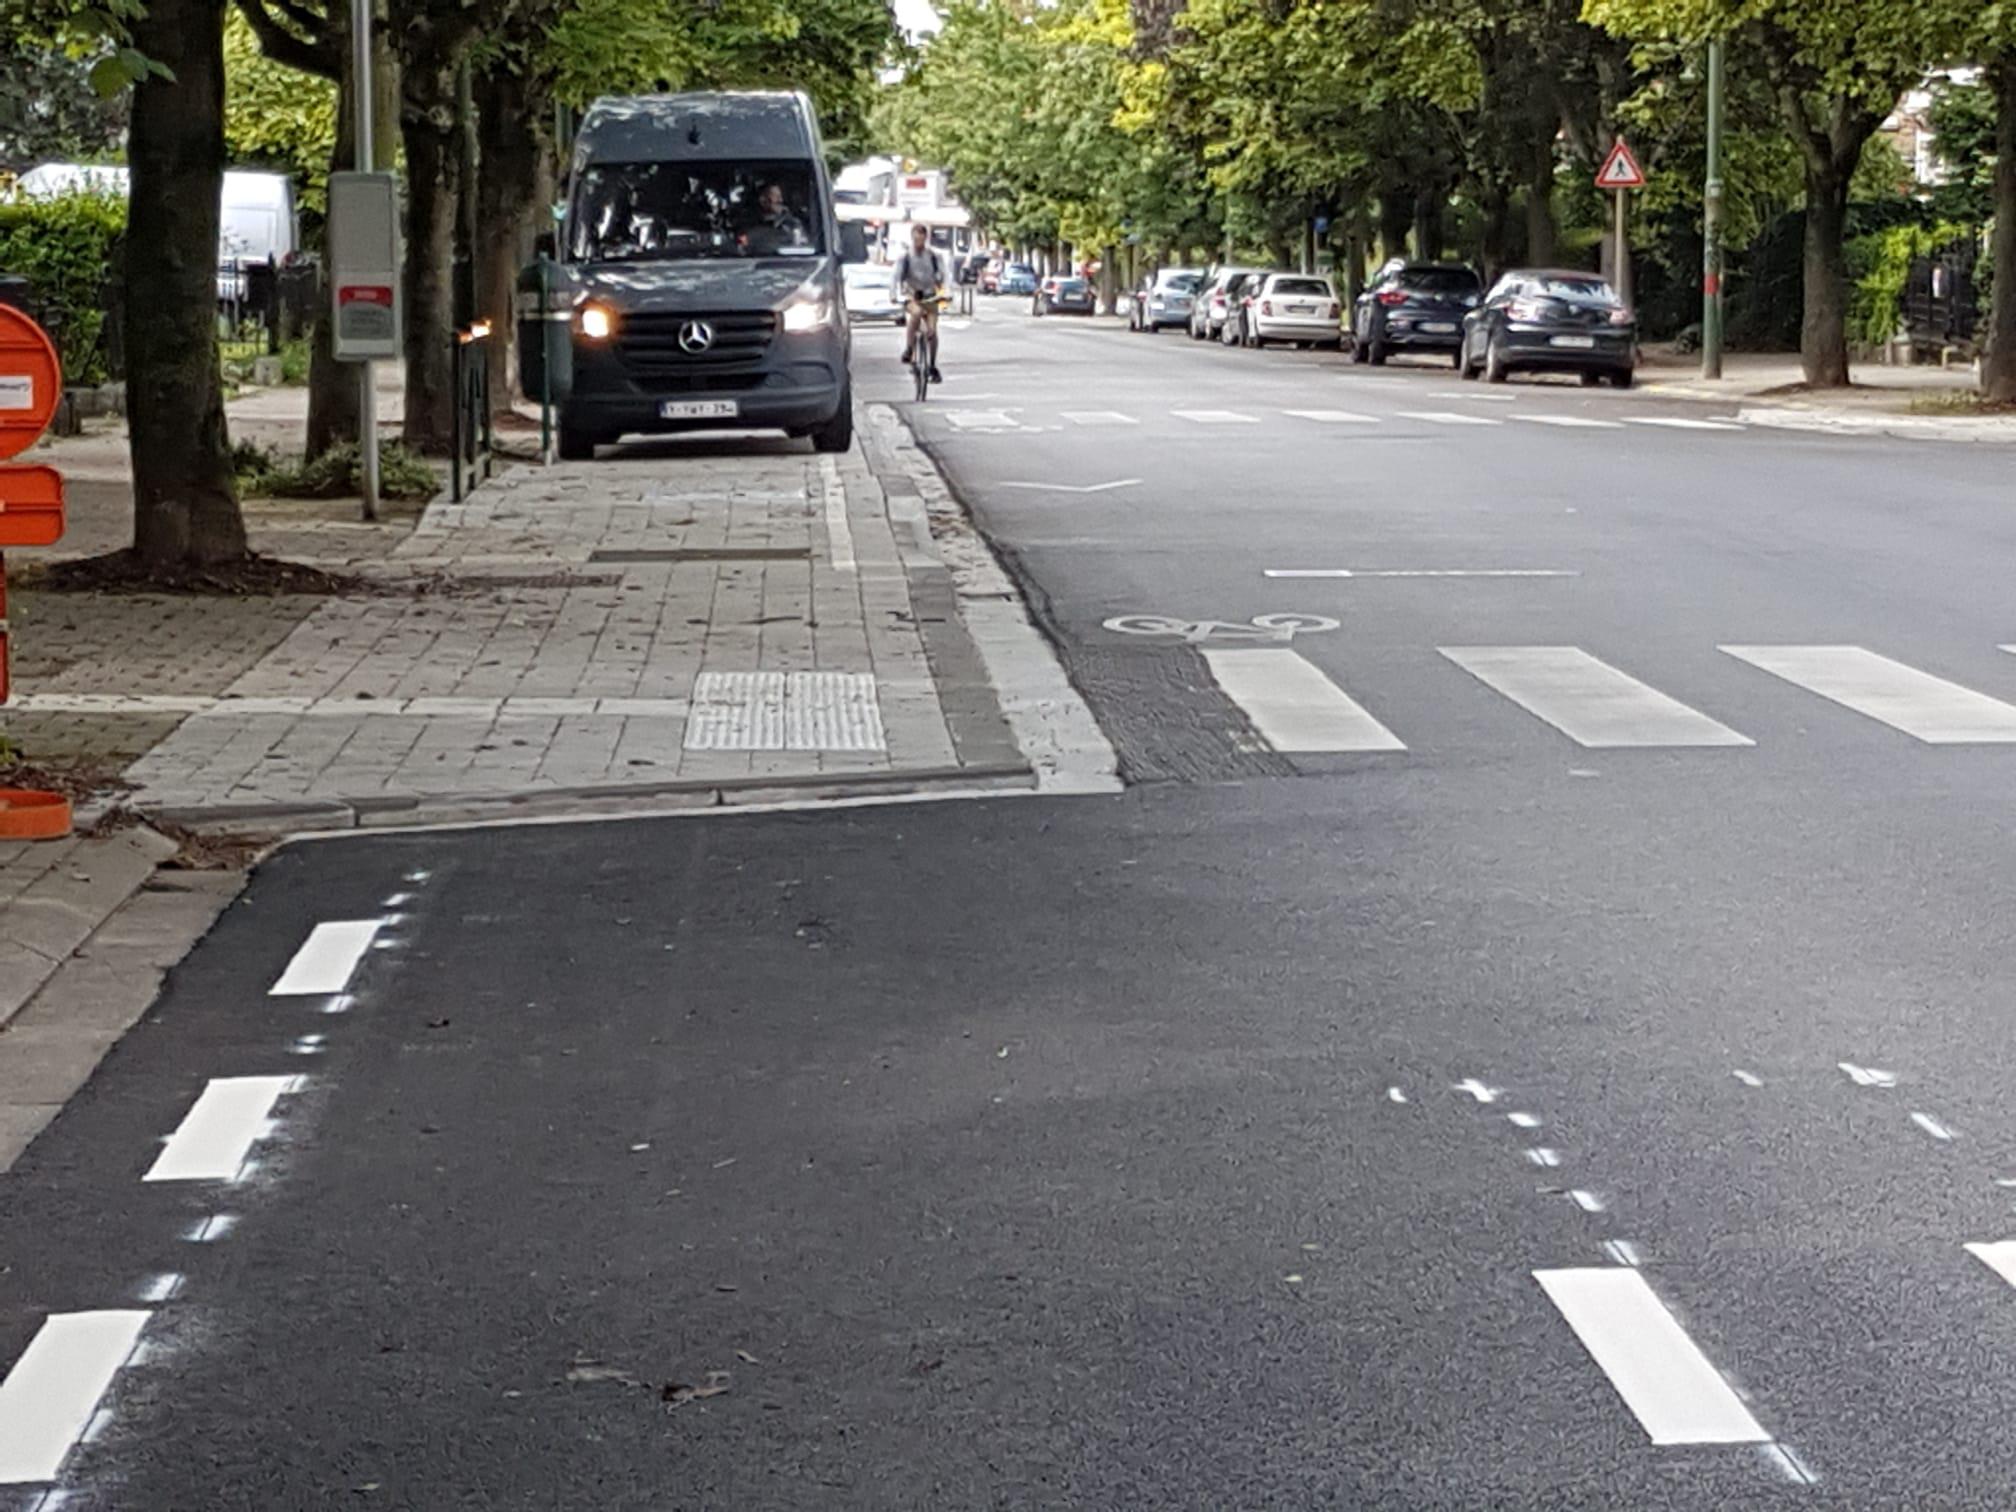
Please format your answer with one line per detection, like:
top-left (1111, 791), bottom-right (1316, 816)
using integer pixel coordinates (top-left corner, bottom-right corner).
top-left (1535, 277), bottom-right (1620, 305)
top-left (1161, 274), bottom-right (1201, 292)
top-left (1398, 268), bottom-right (1480, 294)
top-left (1008, 264), bottom-right (1034, 276)
top-left (1272, 278), bottom-right (1330, 297)
top-left (1057, 279), bottom-right (1088, 294)
top-left (568, 160), bottom-right (823, 263)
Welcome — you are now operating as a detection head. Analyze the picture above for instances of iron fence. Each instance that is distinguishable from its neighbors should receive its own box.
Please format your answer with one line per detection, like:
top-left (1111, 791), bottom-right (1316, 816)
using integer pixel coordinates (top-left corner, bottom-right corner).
top-left (451, 321), bottom-right (496, 502)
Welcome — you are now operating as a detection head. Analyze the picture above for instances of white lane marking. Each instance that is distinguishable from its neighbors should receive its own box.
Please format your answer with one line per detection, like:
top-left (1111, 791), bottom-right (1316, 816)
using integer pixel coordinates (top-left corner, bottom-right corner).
top-left (1838, 1061), bottom-right (1896, 1088)
top-left (1911, 1111), bottom-right (1956, 1142)
top-left (1528, 1148), bottom-right (1562, 1167)
top-left (1966, 1240), bottom-right (2016, 1289)
top-left (1603, 1239), bottom-right (1643, 1267)
top-left (1201, 648), bottom-right (1405, 752)
top-left (1733, 1069), bottom-right (1764, 1087)
top-left (819, 455), bottom-right (855, 574)
top-left (1508, 1112), bottom-right (1541, 1128)
top-left (138, 1273), bottom-right (183, 1304)
top-left (0, 1311), bottom-right (151, 1484)
top-left (1171, 409), bottom-right (1260, 424)
top-left (1282, 409), bottom-right (1378, 424)
top-left (1534, 1268), bottom-right (1770, 1445)
top-left (269, 920), bottom-right (385, 996)
top-left (144, 1076), bottom-right (298, 1183)
top-left (1721, 645), bottom-right (2016, 743)
top-left (1569, 1189), bottom-right (1607, 1212)
top-left (1426, 389), bottom-right (1518, 402)
top-left (1061, 410), bottom-right (1137, 426)
top-left (1514, 414), bottom-right (1626, 429)
top-left (1765, 1444), bottom-right (1821, 1484)
top-left (944, 409), bottom-right (1022, 431)
top-left (997, 478), bottom-right (1142, 494)
top-left (1455, 1079), bottom-right (1500, 1103)
top-left (1626, 416), bottom-right (1744, 432)
top-left (1263, 568), bottom-right (1577, 579)
top-left (184, 1214), bottom-right (238, 1243)
top-left (1396, 410), bottom-right (1500, 426)
top-left (1441, 646), bottom-right (1753, 748)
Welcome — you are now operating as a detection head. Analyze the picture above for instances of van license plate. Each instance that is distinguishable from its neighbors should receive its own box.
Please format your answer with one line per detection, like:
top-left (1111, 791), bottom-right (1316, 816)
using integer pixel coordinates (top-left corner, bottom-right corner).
top-left (1550, 335), bottom-right (1596, 349)
top-left (660, 399), bottom-right (739, 420)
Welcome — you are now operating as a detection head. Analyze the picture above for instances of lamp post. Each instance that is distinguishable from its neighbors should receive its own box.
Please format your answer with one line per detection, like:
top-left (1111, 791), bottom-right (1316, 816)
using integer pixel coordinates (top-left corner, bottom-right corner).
top-left (1701, 36), bottom-right (1726, 380)
top-left (351, 0), bottom-right (380, 518)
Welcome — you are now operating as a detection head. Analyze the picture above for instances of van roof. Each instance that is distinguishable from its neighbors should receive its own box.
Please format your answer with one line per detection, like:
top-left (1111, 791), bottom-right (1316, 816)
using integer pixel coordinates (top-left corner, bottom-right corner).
top-left (575, 92), bottom-right (820, 163)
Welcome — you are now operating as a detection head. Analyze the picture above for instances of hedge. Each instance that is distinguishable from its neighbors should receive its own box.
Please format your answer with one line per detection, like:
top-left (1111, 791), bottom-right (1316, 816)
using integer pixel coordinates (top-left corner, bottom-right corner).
top-left (0, 190), bottom-right (126, 386)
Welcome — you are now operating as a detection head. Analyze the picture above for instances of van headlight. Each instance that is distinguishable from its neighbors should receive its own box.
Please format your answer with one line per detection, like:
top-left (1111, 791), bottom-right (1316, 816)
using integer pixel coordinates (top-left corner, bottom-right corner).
top-left (578, 303), bottom-right (615, 341)
top-left (781, 285), bottom-right (837, 333)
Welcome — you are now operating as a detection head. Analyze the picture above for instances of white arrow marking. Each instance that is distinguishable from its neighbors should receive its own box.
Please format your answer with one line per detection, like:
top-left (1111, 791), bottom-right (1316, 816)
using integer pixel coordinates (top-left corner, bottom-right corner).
top-left (998, 479), bottom-right (1142, 494)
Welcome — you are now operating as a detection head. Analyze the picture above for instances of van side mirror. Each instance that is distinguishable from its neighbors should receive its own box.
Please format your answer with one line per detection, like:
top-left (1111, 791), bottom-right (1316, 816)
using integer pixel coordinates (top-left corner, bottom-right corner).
top-left (839, 222), bottom-right (870, 265)
top-left (534, 231), bottom-right (557, 260)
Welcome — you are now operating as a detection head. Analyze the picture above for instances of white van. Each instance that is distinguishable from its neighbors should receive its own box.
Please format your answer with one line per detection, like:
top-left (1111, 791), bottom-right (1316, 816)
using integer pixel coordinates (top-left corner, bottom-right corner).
top-left (11, 164), bottom-right (300, 267)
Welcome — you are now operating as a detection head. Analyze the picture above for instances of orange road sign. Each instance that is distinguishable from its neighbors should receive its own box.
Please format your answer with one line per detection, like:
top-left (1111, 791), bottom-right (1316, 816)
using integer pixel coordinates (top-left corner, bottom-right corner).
top-left (0, 306), bottom-right (60, 462)
top-left (0, 465), bottom-right (64, 546)
top-left (1596, 139), bottom-right (1647, 190)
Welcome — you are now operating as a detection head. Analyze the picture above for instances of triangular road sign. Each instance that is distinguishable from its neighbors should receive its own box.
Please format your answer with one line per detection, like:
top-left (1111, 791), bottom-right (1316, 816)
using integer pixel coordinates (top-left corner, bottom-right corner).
top-left (1596, 139), bottom-right (1646, 190)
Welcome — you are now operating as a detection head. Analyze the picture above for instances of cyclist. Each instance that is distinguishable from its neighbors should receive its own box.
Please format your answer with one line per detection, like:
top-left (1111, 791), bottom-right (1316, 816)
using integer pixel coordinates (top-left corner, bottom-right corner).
top-left (891, 222), bottom-right (951, 383)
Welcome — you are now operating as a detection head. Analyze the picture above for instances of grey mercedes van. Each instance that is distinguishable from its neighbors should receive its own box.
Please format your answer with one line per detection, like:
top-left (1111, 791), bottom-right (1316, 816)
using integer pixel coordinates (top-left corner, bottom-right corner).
top-left (521, 92), bottom-right (854, 459)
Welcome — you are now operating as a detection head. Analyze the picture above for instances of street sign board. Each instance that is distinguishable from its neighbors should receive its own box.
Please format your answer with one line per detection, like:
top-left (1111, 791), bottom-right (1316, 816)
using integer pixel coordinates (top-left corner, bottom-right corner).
top-left (0, 466), bottom-right (66, 547)
top-left (1596, 139), bottom-right (1646, 190)
top-left (328, 171), bottom-right (403, 361)
top-left (0, 306), bottom-right (60, 462)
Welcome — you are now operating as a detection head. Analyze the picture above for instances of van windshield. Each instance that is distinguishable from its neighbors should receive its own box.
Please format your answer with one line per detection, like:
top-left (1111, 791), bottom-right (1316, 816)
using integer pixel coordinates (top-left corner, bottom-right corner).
top-left (568, 161), bottom-right (823, 263)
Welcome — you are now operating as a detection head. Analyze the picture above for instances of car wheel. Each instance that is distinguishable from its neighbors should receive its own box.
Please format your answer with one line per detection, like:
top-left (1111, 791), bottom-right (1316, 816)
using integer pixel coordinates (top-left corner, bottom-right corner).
top-left (1458, 334), bottom-right (1478, 380)
top-left (1449, 345), bottom-right (1465, 370)
top-left (1367, 337), bottom-right (1388, 366)
top-left (1484, 335), bottom-right (1509, 384)
top-left (810, 384), bottom-right (854, 453)
top-left (1580, 370), bottom-right (1603, 387)
top-left (1350, 330), bottom-right (1369, 364)
top-left (1607, 368), bottom-right (1635, 390)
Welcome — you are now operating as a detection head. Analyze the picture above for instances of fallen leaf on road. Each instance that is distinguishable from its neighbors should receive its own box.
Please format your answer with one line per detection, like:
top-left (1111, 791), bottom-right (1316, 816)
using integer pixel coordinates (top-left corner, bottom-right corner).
top-left (565, 1357), bottom-right (641, 1387)
top-left (662, 1370), bottom-right (732, 1406)
top-left (736, 1349), bottom-right (759, 1365)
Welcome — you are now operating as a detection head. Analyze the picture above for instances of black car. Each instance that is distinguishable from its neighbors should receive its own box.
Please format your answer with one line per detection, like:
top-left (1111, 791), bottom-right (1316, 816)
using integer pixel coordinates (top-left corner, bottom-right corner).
top-left (1459, 269), bottom-right (1636, 387)
top-left (1034, 275), bottom-right (1096, 316)
top-left (1351, 262), bottom-right (1482, 366)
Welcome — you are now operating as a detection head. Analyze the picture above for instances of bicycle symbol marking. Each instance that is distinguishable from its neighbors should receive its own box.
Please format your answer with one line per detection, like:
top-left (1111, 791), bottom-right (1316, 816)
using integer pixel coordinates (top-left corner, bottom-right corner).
top-left (1102, 612), bottom-right (1341, 644)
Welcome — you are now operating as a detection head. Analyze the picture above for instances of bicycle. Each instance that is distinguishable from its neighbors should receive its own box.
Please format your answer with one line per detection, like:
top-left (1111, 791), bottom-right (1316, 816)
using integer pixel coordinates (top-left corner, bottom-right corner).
top-left (908, 294), bottom-right (950, 402)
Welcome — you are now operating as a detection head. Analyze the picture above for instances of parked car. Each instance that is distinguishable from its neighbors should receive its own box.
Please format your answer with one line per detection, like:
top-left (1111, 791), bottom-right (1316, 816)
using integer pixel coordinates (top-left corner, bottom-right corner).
top-left (1460, 269), bottom-right (1636, 387)
top-left (1128, 267), bottom-right (1203, 332)
top-left (998, 262), bottom-right (1038, 296)
top-left (842, 261), bottom-right (903, 324)
top-left (1033, 274), bottom-right (1096, 316)
top-left (1351, 262), bottom-right (1483, 366)
top-left (1221, 269), bottom-right (1291, 346)
top-left (1236, 272), bottom-right (1342, 349)
top-left (1188, 267), bottom-right (1265, 341)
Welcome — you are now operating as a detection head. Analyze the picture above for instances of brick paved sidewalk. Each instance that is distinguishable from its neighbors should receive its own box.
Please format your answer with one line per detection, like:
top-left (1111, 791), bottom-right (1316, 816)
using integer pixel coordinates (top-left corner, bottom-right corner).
top-left (76, 424), bottom-right (1028, 826)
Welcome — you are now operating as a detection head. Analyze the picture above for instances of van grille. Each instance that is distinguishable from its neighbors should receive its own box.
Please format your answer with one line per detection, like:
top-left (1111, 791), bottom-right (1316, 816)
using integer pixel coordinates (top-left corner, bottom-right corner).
top-left (616, 310), bottom-right (776, 390)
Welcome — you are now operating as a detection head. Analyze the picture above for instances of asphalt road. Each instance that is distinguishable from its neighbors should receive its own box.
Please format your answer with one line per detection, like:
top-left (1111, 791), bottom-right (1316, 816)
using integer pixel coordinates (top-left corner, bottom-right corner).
top-left (6, 304), bottom-right (2016, 1509)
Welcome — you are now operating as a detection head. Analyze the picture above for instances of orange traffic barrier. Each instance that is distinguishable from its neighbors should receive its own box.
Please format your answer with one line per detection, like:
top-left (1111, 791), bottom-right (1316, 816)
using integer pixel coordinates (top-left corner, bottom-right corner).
top-left (0, 788), bottom-right (71, 840)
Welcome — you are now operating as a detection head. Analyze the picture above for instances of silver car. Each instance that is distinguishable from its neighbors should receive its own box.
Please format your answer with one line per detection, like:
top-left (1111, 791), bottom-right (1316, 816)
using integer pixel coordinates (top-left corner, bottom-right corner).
top-left (1129, 268), bottom-right (1204, 333)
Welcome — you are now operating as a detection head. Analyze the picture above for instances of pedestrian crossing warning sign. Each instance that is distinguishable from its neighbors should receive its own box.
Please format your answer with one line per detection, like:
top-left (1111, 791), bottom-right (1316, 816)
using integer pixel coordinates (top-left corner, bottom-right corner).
top-left (1596, 139), bottom-right (1646, 190)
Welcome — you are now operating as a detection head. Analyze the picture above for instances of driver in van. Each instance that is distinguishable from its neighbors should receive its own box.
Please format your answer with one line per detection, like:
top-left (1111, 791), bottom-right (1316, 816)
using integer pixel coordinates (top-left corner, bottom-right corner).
top-left (743, 182), bottom-right (809, 252)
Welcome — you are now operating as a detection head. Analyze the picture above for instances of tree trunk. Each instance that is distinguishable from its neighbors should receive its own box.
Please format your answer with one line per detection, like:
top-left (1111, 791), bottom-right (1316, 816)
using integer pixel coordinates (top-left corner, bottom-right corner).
top-left (1477, 184), bottom-right (1510, 285)
top-left (1413, 191), bottom-right (1444, 261)
top-left (125, 0), bottom-right (247, 569)
top-left (1377, 193), bottom-right (1410, 264)
top-left (475, 67), bottom-right (542, 414)
top-left (1984, 57), bottom-right (2016, 403)
top-left (1800, 161), bottom-right (1853, 387)
top-left (1525, 122), bottom-right (1558, 266)
top-left (401, 54), bottom-right (461, 455)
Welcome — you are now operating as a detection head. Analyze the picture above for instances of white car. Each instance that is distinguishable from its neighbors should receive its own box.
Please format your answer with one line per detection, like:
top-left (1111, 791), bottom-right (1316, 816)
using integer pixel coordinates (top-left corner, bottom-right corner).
top-left (1240, 272), bottom-right (1343, 349)
top-left (843, 262), bottom-right (903, 324)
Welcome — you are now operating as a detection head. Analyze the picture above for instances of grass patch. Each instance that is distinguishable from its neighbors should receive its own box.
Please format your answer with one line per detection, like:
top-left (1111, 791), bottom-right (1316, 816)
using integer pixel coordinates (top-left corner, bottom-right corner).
top-left (234, 440), bottom-right (440, 502)
top-left (1906, 388), bottom-right (2016, 415)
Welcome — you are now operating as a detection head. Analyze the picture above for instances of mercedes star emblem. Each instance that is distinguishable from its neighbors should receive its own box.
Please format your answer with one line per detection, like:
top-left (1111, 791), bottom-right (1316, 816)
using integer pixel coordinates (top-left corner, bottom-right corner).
top-left (677, 319), bottom-right (716, 354)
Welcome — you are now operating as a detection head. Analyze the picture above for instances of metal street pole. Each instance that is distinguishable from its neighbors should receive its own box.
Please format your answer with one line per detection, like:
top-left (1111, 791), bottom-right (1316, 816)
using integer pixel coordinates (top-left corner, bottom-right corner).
top-left (1701, 37), bottom-right (1726, 379)
top-left (1613, 187), bottom-right (1631, 312)
top-left (351, 0), bottom-right (381, 520)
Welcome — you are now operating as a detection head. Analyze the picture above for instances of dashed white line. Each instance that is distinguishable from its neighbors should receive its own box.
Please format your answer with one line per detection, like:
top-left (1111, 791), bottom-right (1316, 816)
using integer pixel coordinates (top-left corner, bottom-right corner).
top-left (1061, 410), bottom-right (1138, 426)
top-left (1282, 409), bottom-right (1378, 424)
top-left (1910, 1111), bottom-right (1956, 1142)
top-left (1569, 1188), bottom-right (1607, 1212)
top-left (1602, 1239), bottom-right (1643, 1267)
top-left (1386, 1087), bottom-right (1410, 1104)
top-left (1514, 415), bottom-right (1626, 429)
top-left (1171, 409), bottom-right (1260, 424)
top-left (1534, 1267), bottom-right (1769, 1445)
top-left (1838, 1061), bottom-right (1896, 1088)
top-left (1625, 416), bottom-right (1744, 432)
top-left (1396, 410), bottom-right (1501, 427)
top-left (1507, 1112), bottom-right (1541, 1129)
top-left (1455, 1079), bottom-right (1500, 1103)
top-left (1528, 1148), bottom-right (1562, 1167)
top-left (144, 1076), bottom-right (298, 1183)
top-left (1732, 1069), bottom-right (1764, 1087)
top-left (269, 920), bottom-right (386, 996)
top-left (0, 1311), bottom-right (151, 1484)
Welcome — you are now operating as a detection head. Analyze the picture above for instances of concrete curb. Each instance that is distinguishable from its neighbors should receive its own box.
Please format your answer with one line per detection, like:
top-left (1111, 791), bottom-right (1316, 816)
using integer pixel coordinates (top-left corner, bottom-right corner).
top-left (1736, 405), bottom-right (2016, 444)
top-left (141, 760), bottom-right (1039, 835)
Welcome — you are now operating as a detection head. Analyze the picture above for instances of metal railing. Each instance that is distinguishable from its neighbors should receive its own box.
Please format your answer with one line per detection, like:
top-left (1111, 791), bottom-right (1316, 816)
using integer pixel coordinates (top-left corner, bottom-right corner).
top-left (450, 319), bottom-right (496, 502)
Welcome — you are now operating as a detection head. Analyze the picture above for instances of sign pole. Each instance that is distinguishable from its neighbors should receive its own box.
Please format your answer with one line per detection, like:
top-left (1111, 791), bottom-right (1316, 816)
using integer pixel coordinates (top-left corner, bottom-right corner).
top-left (1613, 186), bottom-right (1631, 312)
top-left (1701, 37), bottom-right (1726, 379)
top-left (351, 0), bottom-right (380, 522)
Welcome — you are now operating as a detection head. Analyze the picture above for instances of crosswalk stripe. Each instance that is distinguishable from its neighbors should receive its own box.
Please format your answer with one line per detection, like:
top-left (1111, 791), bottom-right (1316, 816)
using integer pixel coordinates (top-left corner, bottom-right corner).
top-left (1202, 648), bottom-right (1405, 752)
top-left (1283, 409), bottom-right (1378, 424)
top-left (1396, 410), bottom-right (1500, 426)
top-left (1514, 414), bottom-right (1626, 429)
top-left (1535, 1269), bottom-right (1769, 1446)
top-left (1721, 645), bottom-right (2016, 743)
top-left (1441, 646), bottom-right (1752, 748)
top-left (944, 410), bottom-right (1021, 430)
top-left (1063, 410), bottom-right (1138, 426)
top-left (1625, 416), bottom-right (1744, 432)
top-left (1172, 409), bottom-right (1259, 424)
top-left (1966, 1241), bottom-right (2016, 1289)
top-left (144, 1075), bottom-right (297, 1182)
